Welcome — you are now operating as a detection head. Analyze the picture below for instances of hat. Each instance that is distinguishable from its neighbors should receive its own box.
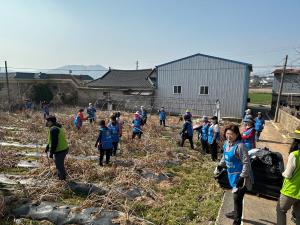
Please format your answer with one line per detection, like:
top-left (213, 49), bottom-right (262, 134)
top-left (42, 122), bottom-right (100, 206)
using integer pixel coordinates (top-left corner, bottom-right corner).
top-left (89, 103), bottom-right (92, 106)
top-left (186, 109), bottom-right (190, 113)
top-left (46, 115), bottom-right (56, 123)
top-left (211, 116), bottom-right (218, 121)
top-left (202, 116), bottom-right (208, 122)
top-left (288, 126), bottom-right (300, 140)
top-left (245, 109), bottom-right (251, 114)
top-left (134, 111), bottom-right (140, 115)
top-left (257, 112), bottom-right (262, 115)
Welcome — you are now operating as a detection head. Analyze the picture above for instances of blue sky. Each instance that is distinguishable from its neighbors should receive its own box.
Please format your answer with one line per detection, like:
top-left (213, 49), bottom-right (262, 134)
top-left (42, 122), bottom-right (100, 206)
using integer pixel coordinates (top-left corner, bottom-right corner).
top-left (0, 0), bottom-right (300, 75)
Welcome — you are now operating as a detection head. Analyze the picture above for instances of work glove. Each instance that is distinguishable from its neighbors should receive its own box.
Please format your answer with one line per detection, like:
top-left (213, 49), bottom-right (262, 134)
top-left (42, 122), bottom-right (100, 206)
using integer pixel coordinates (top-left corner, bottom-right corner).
top-left (236, 176), bottom-right (245, 188)
top-left (45, 145), bottom-right (49, 153)
top-left (217, 164), bottom-right (226, 171)
top-left (49, 153), bottom-right (54, 159)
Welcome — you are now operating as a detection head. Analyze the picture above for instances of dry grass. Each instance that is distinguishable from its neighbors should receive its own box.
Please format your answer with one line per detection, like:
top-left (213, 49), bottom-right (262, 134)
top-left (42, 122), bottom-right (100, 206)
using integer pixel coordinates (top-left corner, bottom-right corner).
top-left (0, 108), bottom-right (223, 224)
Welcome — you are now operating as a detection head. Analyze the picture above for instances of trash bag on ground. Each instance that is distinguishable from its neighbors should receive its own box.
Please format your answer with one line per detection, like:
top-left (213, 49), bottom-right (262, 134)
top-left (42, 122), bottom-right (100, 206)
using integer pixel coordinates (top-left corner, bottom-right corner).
top-left (214, 147), bottom-right (284, 198)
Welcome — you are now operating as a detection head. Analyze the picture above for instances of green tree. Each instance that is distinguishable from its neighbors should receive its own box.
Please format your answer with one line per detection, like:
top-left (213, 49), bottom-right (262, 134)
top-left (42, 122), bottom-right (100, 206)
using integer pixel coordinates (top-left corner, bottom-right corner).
top-left (29, 83), bottom-right (53, 103)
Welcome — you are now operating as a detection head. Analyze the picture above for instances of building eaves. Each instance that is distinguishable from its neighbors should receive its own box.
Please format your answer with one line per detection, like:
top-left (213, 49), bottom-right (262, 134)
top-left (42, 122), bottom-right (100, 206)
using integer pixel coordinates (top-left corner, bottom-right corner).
top-left (156, 53), bottom-right (253, 71)
top-left (273, 68), bottom-right (300, 75)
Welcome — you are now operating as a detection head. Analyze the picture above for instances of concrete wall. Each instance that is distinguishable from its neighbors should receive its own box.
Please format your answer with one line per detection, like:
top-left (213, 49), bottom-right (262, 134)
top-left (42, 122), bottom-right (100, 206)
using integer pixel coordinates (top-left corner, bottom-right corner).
top-left (278, 108), bottom-right (300, 133)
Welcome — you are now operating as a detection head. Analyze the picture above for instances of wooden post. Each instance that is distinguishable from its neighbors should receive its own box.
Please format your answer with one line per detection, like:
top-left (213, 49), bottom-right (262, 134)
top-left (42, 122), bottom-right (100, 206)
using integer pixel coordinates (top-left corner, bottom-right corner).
top-left (274, 55), bottom-right (288, 122)
top-left (5, 61), bottom-right (11, 111)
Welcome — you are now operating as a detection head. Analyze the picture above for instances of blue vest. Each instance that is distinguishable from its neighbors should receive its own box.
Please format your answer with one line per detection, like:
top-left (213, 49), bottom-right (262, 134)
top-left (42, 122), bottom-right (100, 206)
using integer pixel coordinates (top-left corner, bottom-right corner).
top-left (159, 111), bottom-right (166, 120)
top-left (108, 123), bottom-right (120, 142)
top-left (99, 127), bottom-right (113, 150)
top-left (87, 107), bottom-right (96, 119)
top-left (223, 141), bottom-right (243, 188)
top-left (73, 115), bottom-right (81, 127)
top-left (208, 125), bottom-right (220, 144)
top-left (201, 123), bottom-right (209, 141)
top-left (255, 118), bottom-right (264, 132)
top-left (243, 128), bottom-right (255, 151)
top-left (132, 119), bottom-right (142, 133)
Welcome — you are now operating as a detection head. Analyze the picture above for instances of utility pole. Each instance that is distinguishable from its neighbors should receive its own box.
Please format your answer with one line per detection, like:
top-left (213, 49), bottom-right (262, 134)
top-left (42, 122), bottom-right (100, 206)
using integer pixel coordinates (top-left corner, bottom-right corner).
top-left (136, 60), bottom-right (139, 70)
top-left (274, 55), bottom-right (288, 122)
top-left (5, 61), bottom-right (11, 111)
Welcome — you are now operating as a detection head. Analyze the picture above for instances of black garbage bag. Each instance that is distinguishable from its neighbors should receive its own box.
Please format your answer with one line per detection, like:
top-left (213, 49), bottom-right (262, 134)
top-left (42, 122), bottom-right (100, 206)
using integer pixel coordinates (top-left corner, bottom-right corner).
top-left (250, 148), bottom-right (284, 198)
top-left (214, 167), bottom-right (231, 189)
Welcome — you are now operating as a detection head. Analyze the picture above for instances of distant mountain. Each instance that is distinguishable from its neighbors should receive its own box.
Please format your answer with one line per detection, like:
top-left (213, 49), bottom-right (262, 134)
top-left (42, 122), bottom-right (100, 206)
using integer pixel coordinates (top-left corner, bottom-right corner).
top-left (46, 65), bottom-right (108, 79)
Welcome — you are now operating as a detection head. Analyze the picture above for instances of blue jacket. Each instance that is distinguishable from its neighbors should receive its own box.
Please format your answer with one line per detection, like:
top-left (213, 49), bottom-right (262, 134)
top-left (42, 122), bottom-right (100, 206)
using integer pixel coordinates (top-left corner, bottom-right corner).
top-left (159, 110), bottom-right (166, 120)
top-left (181, 121), bottom-right (193, 137)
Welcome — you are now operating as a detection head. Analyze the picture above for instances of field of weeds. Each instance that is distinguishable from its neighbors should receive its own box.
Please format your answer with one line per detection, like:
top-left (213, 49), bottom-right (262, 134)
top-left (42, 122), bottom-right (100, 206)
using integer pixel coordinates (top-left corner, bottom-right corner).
top-left (0, 108), bottom-right (223, 225)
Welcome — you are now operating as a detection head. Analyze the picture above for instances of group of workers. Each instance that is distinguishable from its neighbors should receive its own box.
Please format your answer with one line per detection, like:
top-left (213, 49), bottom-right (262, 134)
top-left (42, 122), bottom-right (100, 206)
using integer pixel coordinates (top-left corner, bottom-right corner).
top-left (44, 105), bottom-right (299, 225)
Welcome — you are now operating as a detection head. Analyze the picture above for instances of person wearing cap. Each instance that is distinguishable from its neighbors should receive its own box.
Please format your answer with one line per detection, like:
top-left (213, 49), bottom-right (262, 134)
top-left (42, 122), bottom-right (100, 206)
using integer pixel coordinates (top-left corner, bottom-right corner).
top-left (194, 116), bottom-right (210, 153)
top-left (277, 126), bottom-right (300, 225)
top-left (95, 120), bottom-right (113, 166)
top-left (158, 107), bottom-right (167, 126)
top-left (180, 114), bottom-right (194, 149)
top-left (184, 109), bottom-right (193, 121)
top-left (140, 106), bottom-right (148, 125)
top-left (87, 103), bottom-right (97, 124)
top-left (241, 119), bottom-right (256, 151)
top-left (243, 109), bottom-right (252, 127)
top-left (45, 115), bottom-right (69, 180)
top-left (254, 112), bottom-right (265, 141)
top-left (208, 116), bottom-right (220, 161)
top-left (132, 111), bottom-right (143, 139)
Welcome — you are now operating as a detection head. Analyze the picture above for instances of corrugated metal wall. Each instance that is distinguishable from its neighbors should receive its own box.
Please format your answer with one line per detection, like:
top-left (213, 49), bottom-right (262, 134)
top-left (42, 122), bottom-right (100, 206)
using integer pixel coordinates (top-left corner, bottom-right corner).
top-left (273, 74), bottom-right (300, 94)
top-left (155, 55), bottom-right (249, 118)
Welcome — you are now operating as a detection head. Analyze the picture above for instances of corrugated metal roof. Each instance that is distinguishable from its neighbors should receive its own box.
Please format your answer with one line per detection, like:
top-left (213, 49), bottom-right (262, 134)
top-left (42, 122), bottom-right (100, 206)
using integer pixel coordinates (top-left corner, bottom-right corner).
top-left (273, 68), bottom-right (300, 75)
top-left (14, 72), bottom-right (35, 79)
top-left (156, 53), bottom-right (253, 71)
top-left (87, 69), bottom-right (153, 88)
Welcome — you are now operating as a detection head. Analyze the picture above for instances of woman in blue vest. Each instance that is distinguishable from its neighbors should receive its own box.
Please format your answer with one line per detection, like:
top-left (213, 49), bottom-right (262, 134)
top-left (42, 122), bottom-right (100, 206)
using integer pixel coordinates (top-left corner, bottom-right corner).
top-left (132, 112), bottom-right (143, 139)
top-left (254, 112), bottom-right (265, 141)
top-left (108, 115), bottom-right (120, 156)
top-left (95, 120), bottom-right (113, 166)
top-left (241, 119), bottom-right (256, 151)
top-left (200, 116), bottom-right (210, 154)
top-left (158, 107), bottom-right (167, 126)
top-left (45, 115), bottom-right (69, 180)
top-left (87, 103), bottom-right (97, 124)
top-left (208, 116), bottom-right (220, 161)
top-left (140, 106), bottom-right (148, 125)
top-left (276, 126), bottom-right (300, 225)
top-left (179, 114), bottom-right (194, 149)
top-left (218, 124), bottom-right (253, 225)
